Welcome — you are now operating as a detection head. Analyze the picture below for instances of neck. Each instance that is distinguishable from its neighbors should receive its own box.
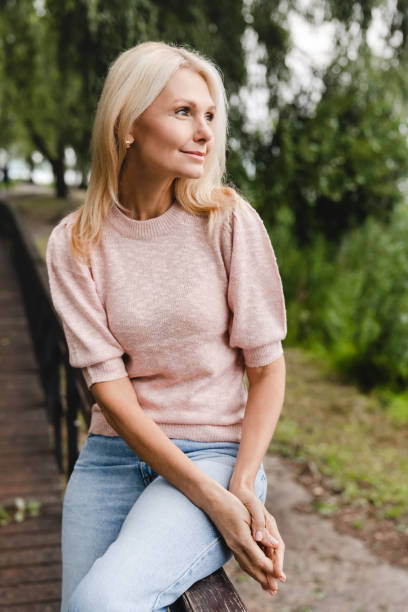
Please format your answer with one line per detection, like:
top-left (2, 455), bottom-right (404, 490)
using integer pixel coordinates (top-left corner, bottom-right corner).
top-left (118, 154), bottom-right (175, 221)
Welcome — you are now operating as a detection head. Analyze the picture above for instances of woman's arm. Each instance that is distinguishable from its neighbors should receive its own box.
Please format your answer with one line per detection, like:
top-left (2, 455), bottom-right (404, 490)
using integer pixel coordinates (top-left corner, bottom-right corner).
top-left (228, 354), bottom-right (287, 592)
top-left (90, 376), bottom-right (278, 593)
top-left (229, 354), bottom-right (286, 490)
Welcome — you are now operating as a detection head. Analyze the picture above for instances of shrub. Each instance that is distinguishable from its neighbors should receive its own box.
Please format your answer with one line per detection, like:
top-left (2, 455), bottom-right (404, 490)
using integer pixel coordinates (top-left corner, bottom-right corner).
top-left (269, 203), bottom-right (408, 392)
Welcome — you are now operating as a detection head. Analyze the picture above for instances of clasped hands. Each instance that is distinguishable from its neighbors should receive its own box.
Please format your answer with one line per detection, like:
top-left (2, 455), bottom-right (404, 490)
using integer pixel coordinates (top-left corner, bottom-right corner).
top-left (227, 481), bottom-right (286, 597)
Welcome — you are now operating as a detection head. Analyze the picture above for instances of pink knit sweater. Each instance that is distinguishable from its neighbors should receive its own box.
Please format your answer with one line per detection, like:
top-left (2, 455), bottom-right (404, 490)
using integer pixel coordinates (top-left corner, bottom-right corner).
top-left (45, 198), bottom-right (286, 442)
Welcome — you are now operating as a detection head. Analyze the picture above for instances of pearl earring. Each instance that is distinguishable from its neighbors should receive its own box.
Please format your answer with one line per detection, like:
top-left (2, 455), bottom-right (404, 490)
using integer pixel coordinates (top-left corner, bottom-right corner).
top-left (125, 136), bottom-right (134, 149)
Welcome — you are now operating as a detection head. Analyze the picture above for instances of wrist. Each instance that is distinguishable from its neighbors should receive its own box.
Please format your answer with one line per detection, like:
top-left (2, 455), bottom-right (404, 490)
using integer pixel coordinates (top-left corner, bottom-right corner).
top-left (229, 471), bottom-right (256, 492)
top-left (193, 476), bottom-right (231, 517)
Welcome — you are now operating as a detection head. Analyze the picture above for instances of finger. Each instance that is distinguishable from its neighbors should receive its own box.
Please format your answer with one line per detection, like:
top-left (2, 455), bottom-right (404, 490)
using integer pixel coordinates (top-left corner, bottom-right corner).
top-left (256, 526), bottom-right (279, 549)
top-left (257, 518), bottom-right (284, 578)
top-left (234, 550), bottom-right (269, 590)
top-left (250, 504), bottom-right (268, 543)
top-left (260, 541), bottom-right (281, 580)
top-left (243, 537), bottom-right (276, 581)
top-left (264, 514), bottom-right (285, 568)
top-left (251, 505), bottom-right (279, 548)
top-left (246, 499), bottom-right (266, 541)
top-left (263, 546), bottom-right (279, 593)
top-left (245, 557), bottom-right (278, 595)
top-left (275, 542), bottom-right (286, 582)
top-left (254, 518), bottom-right (281, 582)
top-left (265, 518), bottom-right (286, 582)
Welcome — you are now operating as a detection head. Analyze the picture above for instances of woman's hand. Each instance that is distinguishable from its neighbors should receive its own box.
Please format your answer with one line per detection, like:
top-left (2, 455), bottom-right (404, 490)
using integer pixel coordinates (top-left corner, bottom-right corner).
top-left (204, 488), bottom-right (283, 594)
top-left (228, 481), bottom-right (286, 596)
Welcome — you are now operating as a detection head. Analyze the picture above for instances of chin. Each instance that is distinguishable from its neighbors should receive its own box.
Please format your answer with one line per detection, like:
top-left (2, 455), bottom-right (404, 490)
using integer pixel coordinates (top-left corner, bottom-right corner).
top-left (183, 165), bottom-right (204, 175)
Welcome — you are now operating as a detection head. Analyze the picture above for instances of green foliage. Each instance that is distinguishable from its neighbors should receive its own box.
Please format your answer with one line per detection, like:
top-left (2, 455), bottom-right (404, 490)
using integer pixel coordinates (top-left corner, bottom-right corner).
top-left (311, 499), bottom-right (339, 516)
top-left (319, 203), bottom-right (408, 389)
top-left (0, 497), bottom-right (42, 527)
top-left (2, 0), bottom-right (408, 218)
top-left (267, 206), bottom-right (337, 345)
top-left (255, 49), bottom-right (408, 245)
top-left (375, 388), bottom-right (408, 425)
top-left (0, 0), bottom-right (248, 194)
top-left (271, 202), bottom-right (408, 393)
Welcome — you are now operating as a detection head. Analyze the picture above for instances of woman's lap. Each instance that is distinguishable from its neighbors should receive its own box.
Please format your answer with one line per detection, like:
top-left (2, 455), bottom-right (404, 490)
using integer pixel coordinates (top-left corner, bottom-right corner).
top-left (62, 434), bottom-right (267, 612)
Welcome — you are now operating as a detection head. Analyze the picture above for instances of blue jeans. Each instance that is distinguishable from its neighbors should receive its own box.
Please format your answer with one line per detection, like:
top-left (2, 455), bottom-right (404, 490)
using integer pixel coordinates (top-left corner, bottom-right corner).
top-left (62, 434), bottom-right (267, 612)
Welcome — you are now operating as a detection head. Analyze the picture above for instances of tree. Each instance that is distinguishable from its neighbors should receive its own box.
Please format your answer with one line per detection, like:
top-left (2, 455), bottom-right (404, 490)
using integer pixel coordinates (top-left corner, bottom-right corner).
top-left (2, 0), bottom-right (408, 215)
top-left (243, 1), bottom-right (408, 244)
top-left (0, 0), bottom-right (248, 197)
top-left (252, 48), bottom-right (408, 244)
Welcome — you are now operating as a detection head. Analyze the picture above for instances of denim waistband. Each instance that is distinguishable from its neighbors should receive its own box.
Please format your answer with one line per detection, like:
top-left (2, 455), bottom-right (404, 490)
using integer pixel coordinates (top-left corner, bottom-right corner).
top-left (86, 433), bottom-right (240, 459)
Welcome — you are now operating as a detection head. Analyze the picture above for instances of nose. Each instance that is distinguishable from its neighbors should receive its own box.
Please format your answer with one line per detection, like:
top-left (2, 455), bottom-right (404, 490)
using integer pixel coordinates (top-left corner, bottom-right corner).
top-left (193, 115), bottom-right (213, 143)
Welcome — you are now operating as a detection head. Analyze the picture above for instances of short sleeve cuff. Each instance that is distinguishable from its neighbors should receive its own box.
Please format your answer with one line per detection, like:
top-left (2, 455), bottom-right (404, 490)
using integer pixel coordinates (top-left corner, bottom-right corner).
top-left (243, 341), bottom-right (283, 367)
top-left (82, 356), bottom-right (128, 389)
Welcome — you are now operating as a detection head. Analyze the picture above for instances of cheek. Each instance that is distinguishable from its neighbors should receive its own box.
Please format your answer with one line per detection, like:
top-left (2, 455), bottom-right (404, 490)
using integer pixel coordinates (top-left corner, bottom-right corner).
top-left (148, 119), bottom-right (185, 151)
top-left (135, 118), bottom-right (189, 167)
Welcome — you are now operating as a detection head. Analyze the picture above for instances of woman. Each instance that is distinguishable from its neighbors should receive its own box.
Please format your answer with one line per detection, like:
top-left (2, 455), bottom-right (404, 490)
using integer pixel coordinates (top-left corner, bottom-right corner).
top-left (46, 41), bottom-right (287, 612)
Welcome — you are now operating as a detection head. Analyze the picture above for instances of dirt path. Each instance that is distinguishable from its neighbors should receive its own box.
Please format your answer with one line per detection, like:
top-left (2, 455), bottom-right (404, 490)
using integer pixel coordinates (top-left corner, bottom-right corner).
top-left (225, 453), bottom-right (408, 611)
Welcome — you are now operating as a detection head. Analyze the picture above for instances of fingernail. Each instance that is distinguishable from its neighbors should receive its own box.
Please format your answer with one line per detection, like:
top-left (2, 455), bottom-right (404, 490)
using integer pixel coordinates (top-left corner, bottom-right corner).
top-left (268, 589), bottom-right (276, 596)
top-left (255, 530), bottom-right (263, 541)
top-left (268, 536), bottom-right (279, 545)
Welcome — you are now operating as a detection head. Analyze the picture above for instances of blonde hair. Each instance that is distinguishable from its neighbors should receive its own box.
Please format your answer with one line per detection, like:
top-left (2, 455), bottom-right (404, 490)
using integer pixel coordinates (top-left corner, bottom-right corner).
top-left (68, 40), bottom-right (249, 262)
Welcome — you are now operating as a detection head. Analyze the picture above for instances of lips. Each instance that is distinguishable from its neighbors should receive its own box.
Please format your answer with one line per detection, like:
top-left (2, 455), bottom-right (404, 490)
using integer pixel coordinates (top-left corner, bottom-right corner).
top-left (181, 151), bottom-right (206, 157)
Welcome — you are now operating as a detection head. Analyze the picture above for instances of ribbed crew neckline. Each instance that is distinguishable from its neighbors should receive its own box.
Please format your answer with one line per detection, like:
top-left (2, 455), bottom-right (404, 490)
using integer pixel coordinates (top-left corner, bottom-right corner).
top-left (106, 199), bottom-right (188, 239)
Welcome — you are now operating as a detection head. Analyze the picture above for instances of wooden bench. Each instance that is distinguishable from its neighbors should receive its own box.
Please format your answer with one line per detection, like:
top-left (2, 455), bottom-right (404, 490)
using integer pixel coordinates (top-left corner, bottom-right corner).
top-left (0, 198), bottom-right (247, 612)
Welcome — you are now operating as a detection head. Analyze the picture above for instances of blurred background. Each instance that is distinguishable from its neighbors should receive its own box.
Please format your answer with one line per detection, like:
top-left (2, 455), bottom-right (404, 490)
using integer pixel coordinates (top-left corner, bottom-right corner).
top-left (1, 1), bottom-right (408, 610)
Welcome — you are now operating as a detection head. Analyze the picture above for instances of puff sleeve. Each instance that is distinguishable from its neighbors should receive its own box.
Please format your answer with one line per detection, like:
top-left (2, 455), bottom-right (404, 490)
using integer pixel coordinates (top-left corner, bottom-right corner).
top-left (225, 200), bottom-right (287, 367)
top-left (45, 219), bottom-right (128, 388)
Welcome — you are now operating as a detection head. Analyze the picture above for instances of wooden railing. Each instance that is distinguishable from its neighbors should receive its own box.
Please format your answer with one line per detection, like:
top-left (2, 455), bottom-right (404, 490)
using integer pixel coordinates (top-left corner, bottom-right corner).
top-left (0, 198), bottom-right (247, 612)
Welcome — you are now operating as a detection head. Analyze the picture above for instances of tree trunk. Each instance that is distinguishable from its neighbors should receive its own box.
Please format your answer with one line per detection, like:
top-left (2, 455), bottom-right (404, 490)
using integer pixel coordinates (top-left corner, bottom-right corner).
top-left (78, 159), bottom-right (89, 189)
top-left (1, 164), bottom-right (10, 185)
top-left (25, 155), bottom-right (34, 184)
top-left (51, 157), bottom-right (68, 198)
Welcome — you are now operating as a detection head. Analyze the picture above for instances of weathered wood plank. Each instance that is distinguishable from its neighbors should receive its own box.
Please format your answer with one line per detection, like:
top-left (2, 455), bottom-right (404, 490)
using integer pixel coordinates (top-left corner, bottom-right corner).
top-left (0, 602), bottom-right (60, 611)
top-left (173, 568), bottom-right (247, 612)
top-left (0, 528), bottom-right (61, 550)
top-left (0, 493), bottom-right (62, 510)
top-left (0, 580), bottom-right (61, 605)
top-left (0, 545), bottom-right (61, 568)
top-left (0, 230), bottom-right (63, 609)
top-left (0, 515), bottom-right (61, 535)
top-left (0, 562), bottom-right (61, 586)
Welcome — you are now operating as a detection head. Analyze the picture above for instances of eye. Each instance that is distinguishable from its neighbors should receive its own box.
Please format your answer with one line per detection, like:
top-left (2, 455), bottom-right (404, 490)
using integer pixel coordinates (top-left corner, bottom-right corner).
top-left (175, 107), bottom-right (215, 121)
top-left (175, 107), bottom-right (190, 116)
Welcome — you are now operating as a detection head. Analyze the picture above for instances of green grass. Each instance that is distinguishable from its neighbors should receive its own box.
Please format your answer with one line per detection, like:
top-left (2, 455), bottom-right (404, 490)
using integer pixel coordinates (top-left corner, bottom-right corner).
top-left (375, 388), bottom-right (408, 425)
top-left (270, 348), bottom-right (408, 523)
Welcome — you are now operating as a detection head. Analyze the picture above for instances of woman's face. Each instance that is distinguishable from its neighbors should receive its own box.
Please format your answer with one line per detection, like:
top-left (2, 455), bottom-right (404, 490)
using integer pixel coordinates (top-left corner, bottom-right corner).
top-left (128, 68), bottom-right (216, 180)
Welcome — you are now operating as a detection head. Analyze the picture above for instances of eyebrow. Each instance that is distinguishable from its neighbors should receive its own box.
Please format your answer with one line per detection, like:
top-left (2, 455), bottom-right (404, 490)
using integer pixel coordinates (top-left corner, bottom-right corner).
top-left (172, 99), bottom-right (216, 111)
